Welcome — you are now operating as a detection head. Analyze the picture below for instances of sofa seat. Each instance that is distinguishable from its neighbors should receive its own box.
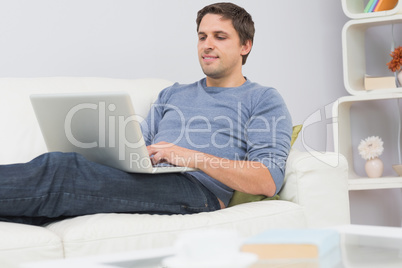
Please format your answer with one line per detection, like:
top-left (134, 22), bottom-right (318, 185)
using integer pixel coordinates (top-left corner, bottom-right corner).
top-left (46, 200), bottom-right (305, 258)
top-left (0, 77), bottom-right (350, 267)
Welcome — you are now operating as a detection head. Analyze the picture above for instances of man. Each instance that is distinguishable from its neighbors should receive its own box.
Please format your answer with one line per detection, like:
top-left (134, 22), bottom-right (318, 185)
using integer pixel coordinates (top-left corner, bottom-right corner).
top-left (0, 2), bottom-right (292, 225)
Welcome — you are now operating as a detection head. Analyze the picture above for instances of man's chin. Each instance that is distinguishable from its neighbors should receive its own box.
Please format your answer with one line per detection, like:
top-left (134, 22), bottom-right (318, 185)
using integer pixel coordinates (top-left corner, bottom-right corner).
top-left (201, 68), bottom-right (223, 79)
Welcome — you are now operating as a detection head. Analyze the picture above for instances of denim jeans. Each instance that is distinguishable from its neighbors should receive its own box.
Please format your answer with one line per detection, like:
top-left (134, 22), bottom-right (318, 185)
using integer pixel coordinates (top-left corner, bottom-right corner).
top-left (0, 152), bottom-right (221, 226)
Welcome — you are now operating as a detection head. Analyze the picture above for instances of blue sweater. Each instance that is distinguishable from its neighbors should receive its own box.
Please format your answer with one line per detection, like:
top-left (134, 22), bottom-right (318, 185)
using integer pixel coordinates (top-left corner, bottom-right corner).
top-left (141, 78), bottom-right (292, 206)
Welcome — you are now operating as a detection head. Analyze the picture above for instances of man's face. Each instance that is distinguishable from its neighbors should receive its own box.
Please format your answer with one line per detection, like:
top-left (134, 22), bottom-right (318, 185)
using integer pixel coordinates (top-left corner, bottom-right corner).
top-left (197, 14), bottom-right (249, 81)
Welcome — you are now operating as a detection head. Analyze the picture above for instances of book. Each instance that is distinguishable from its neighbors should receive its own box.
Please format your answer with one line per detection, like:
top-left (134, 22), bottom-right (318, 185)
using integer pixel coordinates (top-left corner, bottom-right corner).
top-left (374, 0), bottom-right (398, 12)
top-left (369, 0), bottom-right (380, 12)
top-left (364, 0), bottom-right (377, 12)
top-left (364, 75), bottom-right (396, 90)
top-left (241, 229), bottom-right (340, 259)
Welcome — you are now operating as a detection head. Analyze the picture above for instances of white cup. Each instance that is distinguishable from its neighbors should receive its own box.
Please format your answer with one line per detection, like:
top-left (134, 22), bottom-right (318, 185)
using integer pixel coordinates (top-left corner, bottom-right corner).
top-left (174, 229), bottom-right (242, 261)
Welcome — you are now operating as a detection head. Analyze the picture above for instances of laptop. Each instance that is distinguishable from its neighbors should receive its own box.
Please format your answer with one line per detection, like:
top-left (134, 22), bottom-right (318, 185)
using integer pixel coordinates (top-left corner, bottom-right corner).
top-left (30, 91), bottom-right (198, 174)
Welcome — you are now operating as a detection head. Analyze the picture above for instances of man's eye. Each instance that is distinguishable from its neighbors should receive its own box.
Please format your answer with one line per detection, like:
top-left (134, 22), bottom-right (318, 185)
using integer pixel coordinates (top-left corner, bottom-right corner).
top-left (199, 36), bottom-right (206, 41)
top-left (217, 36), bottom-right (226, 40)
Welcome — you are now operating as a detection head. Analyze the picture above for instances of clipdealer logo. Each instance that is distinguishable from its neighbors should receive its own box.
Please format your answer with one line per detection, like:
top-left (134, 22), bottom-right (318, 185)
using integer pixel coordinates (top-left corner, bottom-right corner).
top-left (300, 100), bottom-right (342, 167)
top-left (63, 101), bottom-right (290, 166)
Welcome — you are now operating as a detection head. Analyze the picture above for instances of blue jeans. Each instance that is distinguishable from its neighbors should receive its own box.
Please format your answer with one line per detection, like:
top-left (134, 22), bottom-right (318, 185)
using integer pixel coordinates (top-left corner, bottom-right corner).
top-left (0, 152), bottom-right (221, 226)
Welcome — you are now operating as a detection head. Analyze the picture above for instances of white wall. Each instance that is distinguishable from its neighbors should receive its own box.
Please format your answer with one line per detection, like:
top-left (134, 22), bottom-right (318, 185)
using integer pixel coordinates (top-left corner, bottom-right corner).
top-left (0, 0), bottom-right (399, 227)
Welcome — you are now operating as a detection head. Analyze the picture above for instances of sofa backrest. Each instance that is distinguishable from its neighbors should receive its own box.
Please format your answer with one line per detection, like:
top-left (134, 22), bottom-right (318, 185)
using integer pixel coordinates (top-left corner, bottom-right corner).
top-left (0, 77), bottom-right (173, 164)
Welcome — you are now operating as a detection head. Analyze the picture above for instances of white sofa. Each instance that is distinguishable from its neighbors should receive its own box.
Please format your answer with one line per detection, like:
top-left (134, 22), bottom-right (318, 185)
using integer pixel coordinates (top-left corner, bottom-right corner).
top-left (0, 77), bottom-right (350, 267)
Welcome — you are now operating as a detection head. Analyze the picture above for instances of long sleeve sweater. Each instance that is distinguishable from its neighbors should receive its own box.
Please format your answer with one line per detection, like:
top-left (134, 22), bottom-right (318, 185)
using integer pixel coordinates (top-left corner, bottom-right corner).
top-left (141, 78), bottom-right (292, 206)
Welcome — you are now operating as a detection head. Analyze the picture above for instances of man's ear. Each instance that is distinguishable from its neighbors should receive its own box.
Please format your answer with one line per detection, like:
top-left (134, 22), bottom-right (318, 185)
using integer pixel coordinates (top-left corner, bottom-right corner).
top-left (241, 40), bottom-right (252, 56)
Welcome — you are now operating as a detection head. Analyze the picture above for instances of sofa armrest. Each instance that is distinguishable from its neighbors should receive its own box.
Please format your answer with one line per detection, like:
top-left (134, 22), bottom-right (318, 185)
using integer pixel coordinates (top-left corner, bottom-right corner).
top-left (279, 150), bottom-right (350, 228)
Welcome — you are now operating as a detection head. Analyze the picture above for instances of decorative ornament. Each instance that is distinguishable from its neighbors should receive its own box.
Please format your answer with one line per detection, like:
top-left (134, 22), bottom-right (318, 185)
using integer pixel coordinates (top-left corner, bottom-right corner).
top-left (358, 136), bottom-right (384, 178)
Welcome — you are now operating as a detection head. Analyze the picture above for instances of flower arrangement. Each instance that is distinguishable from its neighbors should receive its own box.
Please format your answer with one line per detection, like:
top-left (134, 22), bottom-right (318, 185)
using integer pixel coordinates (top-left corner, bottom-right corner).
top-left (387, 46), bottom-right (402, 72)
top-left (358, 136), bottom-right (384, 161)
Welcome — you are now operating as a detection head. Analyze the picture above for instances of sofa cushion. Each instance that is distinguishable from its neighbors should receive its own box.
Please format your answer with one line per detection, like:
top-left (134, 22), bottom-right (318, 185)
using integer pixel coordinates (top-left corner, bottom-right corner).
top-left (0, 222), bottom-right (63, 267)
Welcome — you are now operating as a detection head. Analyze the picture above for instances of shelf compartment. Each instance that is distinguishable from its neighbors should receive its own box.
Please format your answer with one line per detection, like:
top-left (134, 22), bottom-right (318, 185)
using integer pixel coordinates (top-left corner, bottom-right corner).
top-left (342, 15), bottom-right (402, 95)
top-left (342, 0), bottom-right (402, 19)
top-left (333, 93), bottom-right (402, 188)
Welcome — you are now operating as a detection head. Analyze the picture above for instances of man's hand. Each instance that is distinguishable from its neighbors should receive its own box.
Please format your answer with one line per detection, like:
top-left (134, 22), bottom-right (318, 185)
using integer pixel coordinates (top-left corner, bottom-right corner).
top-left (147, 142), bottom-right (199, 168)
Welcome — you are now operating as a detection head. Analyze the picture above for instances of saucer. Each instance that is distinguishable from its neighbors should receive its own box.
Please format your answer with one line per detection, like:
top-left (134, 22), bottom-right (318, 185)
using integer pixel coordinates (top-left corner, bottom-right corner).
top-left (162, 252), bottom-right (258, 268)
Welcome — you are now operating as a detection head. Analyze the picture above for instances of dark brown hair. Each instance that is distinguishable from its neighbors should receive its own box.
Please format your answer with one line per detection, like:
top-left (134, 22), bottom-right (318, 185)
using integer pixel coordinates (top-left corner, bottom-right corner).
top-left (196, 2), bottom-right (255, 65)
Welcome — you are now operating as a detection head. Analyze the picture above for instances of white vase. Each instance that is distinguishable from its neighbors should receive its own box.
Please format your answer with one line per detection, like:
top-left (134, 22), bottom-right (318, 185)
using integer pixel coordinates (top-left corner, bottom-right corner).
top-left (365, 157), bottom-right (384, 178)
top-left (398, 71), bottom-right (402, 87)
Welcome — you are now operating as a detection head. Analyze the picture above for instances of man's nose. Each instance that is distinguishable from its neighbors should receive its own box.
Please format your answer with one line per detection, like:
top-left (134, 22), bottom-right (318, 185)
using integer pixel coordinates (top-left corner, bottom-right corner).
top-left (203, 37), bottom-right (214, 50)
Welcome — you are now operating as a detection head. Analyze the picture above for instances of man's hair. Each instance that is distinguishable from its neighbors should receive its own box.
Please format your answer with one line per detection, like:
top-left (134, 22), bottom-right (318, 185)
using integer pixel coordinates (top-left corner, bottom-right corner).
top-left (196, 2), bottom-right (255, 65)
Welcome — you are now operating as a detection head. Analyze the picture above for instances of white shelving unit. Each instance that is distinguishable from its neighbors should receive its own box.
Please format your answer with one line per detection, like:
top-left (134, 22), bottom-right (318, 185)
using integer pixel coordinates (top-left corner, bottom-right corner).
top-left (335, 0), bottom-right (402, 191)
